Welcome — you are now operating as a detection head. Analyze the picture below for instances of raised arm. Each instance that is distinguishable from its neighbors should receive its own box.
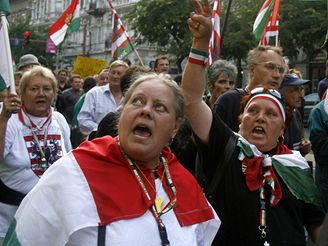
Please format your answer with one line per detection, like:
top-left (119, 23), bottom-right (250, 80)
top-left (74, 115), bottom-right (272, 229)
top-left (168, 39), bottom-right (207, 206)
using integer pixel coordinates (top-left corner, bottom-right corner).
top-left (181, 0), bottom-right (213, 144)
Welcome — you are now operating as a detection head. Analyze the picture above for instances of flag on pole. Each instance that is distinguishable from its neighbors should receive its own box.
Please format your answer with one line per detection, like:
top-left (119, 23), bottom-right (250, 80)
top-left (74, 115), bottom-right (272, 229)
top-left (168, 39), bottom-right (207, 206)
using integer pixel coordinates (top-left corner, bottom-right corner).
top-left (0, 19), bottom-right (10, 91)
top-left (0, 0), bottom-right (10, 16)
top-left (253, 0), bottom-right (281, 46)
top-left (48, 0), bottom-right (81, 47)
top-left (108, 1), bottom-right (134, 60)
top-left (208, 0), bottom-right (221, 66)
top-left (0, 0), bottom-right (14, 92)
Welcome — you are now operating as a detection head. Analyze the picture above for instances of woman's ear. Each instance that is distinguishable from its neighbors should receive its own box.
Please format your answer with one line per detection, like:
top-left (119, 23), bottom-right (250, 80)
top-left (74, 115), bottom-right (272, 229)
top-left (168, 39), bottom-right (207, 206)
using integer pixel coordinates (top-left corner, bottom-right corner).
top-left (171, 119), bottom-right (181, 139)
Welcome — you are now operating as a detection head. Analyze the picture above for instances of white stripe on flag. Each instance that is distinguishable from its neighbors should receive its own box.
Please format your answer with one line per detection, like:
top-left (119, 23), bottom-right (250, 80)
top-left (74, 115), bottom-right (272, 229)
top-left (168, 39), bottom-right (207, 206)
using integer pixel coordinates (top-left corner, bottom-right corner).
top-left (50, 24), bottom-right (69, 46)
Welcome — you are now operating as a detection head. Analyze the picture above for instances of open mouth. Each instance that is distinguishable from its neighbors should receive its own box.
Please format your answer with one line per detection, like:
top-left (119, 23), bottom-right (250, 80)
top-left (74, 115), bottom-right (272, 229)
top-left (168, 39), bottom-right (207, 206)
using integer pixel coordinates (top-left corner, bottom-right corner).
top-left (133, 124), bottom-right (152, 138)
top-left (252, 126), bottom-right (265, 135)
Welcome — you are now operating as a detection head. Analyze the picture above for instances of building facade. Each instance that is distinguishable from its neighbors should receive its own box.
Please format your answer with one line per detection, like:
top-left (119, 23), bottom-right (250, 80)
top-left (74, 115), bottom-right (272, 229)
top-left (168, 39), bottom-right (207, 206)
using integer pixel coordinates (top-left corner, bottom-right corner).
top-left (10, 0), bottom-right (158, 69)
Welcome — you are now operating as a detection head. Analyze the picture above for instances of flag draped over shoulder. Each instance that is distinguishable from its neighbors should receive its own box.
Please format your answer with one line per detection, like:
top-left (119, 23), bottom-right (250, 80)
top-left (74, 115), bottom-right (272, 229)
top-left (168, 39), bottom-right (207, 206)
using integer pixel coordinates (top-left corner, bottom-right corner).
top-left (237, 136), bottom-right (322, 207)
top-left (0, 0), bottom-right (13, 91)
top-left (108, 1), bottom-right (134, 60)
top-left (253, 0), bottom-right (280, 46)
top-left (48, 0), bottom-right (80, 47)
top-left (208, 0), bottom-right (221, 66)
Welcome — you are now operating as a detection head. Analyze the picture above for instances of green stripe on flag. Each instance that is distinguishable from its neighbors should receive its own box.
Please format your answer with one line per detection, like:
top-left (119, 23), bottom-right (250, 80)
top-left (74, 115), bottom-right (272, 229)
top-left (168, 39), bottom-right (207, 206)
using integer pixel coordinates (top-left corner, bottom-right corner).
top-left (253, 1), bottom-right (274, 41)
top-left (67, 17), bottom-right (81, 34)
top-left (3, 219), bottom-right (21, 246)
top-left (272, 159), bottom-right (322, 207)
top-left (0, 74), bottom-right (7, 91)
top-left (0, 0), bottom-right (10, 16)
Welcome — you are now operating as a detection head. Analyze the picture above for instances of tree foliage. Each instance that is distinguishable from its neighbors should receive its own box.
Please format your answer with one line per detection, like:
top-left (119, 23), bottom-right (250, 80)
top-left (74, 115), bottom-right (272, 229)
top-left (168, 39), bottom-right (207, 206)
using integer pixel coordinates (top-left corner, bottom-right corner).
top-left (279, 0), bottom-right (326, 61)
top-left (126, 0), bottom-right (326, 74)
top-left (8, 18), bottom-right (54, 69)
top-left (126, 0), bottom-right (193, 72)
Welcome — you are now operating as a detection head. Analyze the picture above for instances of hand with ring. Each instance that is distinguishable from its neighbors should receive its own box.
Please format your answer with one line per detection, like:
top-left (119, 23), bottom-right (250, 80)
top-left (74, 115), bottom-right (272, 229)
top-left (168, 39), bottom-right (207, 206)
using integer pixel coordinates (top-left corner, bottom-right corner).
top-left (1, 93), bottom-right (22, 118)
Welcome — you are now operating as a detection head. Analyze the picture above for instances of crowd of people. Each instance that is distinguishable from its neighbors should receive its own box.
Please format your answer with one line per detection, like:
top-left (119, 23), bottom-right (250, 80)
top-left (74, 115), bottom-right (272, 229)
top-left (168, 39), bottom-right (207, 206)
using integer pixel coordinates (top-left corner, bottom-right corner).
top-left (0, 0), bottom-right (328, 245)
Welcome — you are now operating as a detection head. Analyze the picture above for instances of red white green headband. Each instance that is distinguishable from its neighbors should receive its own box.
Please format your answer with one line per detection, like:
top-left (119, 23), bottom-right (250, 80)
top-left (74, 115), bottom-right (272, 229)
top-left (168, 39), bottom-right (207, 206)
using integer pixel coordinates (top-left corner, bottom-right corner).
top-left (244, 91), bottom-right (286, 122)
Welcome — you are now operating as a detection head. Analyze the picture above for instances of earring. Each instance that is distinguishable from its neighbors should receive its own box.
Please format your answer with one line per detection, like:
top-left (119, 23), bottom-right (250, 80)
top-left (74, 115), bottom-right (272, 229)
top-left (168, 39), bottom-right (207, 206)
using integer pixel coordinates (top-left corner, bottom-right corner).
top-left (278, 135), bottom-right (284, 144)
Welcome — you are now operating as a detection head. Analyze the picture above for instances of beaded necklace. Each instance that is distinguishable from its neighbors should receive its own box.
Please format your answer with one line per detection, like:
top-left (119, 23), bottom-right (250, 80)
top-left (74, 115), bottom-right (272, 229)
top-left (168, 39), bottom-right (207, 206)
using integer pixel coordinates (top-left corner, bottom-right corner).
top-left (118, 140), bottom-right (176, 246)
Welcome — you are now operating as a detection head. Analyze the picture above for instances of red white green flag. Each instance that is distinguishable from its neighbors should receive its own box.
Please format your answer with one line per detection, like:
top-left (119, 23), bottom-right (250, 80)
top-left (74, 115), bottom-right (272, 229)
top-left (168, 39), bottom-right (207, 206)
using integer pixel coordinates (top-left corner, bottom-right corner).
top-left (0, 0), bottom-right (15, 93)
top-left (208, 0), bottom-right (221, 66)
top-left (48, 0), bottom-right (80, 47)
top-left (253, 0), bottom-right (281, 45)
top-left (108, 1), bottom-right (134, 60)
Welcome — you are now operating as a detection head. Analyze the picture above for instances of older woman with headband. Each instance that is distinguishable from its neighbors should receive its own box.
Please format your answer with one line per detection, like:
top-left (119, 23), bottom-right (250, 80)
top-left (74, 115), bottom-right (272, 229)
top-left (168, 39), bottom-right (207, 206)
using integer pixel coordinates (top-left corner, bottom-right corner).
top-left (180, 0), bottom-right (325, 245)
top-left (4, 73), bottom-right (220, 245)
top-left (0, 66), bottom-right (72, 241)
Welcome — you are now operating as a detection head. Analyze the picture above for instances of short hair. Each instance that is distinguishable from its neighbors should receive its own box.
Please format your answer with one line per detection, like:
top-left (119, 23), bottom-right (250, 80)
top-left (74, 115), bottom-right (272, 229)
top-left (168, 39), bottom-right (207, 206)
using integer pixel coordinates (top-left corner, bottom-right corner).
top-left (154, 55), bottom-right (170, 69)
top-left (57, 68), bottom-right (69, 76)
top-left (122, 73), bottom-right (184, 120)
top-left (208, 59), bottom-right (238, 84)
top-left (83, 76), bottom-right (97, 93)
top-left (109, 60), bottom-right (129, 70)
top-left (69, 74), bottom-right (82, 83)
top-left (120, 66), bottom-right (151, 94)
top-left (20, 66), bottom-right (57, 98)
top-left (247, 46), bottom-right (283, 65)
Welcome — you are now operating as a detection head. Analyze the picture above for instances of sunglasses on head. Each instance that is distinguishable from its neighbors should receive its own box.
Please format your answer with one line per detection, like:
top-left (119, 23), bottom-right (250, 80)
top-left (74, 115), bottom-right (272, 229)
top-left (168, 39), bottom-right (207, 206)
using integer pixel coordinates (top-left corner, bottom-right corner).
top-left (250, 87), bottom-right (282, 100)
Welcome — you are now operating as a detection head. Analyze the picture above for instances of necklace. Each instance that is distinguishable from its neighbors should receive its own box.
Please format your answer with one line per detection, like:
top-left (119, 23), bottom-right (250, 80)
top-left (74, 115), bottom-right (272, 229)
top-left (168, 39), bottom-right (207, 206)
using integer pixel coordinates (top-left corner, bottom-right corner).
top-left (118, 139), bottom-right (176, 246)
top-left (18, 107), bottom-right (52, 173)
top-left (135, 162), bottom-right (167, 213)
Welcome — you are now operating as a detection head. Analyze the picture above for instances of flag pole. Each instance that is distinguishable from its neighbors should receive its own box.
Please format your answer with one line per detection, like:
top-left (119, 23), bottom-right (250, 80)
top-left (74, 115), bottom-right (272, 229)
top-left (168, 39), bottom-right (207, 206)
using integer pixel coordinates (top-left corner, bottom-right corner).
top-left (0, 12), bottom-right (15, 94)
top-left (107, 0), bottom-right (144, 66)
top-left (133, 48), bottom-right (144, 67)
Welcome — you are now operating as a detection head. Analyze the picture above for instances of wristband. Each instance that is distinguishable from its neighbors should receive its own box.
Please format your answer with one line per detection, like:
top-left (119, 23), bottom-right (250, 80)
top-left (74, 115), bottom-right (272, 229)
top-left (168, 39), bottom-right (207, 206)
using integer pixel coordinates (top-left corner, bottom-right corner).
top-left (188, 48), bottom-right (209, 67)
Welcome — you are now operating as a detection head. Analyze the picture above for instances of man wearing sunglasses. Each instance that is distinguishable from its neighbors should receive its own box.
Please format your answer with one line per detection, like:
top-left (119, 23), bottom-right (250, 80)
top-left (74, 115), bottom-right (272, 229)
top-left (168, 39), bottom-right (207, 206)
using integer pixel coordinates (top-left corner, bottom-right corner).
top-left (212, 45), bottom-right (285, 132)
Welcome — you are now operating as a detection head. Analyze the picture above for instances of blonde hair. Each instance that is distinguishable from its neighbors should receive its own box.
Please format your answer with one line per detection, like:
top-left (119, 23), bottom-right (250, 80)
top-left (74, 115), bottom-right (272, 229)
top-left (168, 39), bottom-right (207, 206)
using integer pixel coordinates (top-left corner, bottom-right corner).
top-left (20, 66), bottom-right (57, 97)
top-left (109, 60), bottom-right (129, 70)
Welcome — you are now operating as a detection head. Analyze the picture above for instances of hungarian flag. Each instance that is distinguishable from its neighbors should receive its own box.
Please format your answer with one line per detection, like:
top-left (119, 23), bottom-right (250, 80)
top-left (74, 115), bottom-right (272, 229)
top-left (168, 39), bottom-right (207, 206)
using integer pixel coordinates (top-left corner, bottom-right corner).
top-left (253, 0), bottom-right (280, 46)
top-left (48, 0), bottom-right (80, 47)
top-left (108, 1), bottom-right (134, 60)
top-left (209, 0), bottom-right (221, 66)
top-left (238, 137), bottom-right (322, 207)
top-left (0, 0), bottom-right (13, 92)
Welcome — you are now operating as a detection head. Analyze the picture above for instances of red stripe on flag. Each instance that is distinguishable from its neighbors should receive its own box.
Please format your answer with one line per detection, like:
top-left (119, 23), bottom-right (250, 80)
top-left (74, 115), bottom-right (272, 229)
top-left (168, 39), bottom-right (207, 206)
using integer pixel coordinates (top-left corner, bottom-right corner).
top-left (209, 0), bottom-right (221, 65)
top-left (260, 0), bottom-right (281, 46)
top-left (48, 0), bottom-right (79, 35)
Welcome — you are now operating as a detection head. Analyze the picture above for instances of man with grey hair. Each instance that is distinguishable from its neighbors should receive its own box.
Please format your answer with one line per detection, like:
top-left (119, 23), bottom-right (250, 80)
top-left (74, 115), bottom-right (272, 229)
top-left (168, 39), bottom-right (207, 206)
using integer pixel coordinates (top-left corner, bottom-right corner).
top-left (77, 60), bottom-right (129, 136)
top-left (212, 45), bottom-right (285, 131)
top-left (207, 59), bottom-right (237, 107)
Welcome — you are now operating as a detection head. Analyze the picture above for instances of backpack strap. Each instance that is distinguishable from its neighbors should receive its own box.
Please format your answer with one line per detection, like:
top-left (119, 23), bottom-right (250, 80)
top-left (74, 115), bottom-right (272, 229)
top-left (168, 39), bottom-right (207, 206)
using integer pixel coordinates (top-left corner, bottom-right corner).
top-left (206, 133), bottom-right (238, 197)
top-left (97, 225), bottom-right (106, 246)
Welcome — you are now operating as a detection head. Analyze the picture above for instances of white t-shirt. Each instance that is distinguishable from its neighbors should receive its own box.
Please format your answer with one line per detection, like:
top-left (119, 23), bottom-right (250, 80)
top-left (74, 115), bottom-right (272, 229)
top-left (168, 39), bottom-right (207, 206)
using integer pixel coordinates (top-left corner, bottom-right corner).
top-left (0, 109), bottom-right (72, 237)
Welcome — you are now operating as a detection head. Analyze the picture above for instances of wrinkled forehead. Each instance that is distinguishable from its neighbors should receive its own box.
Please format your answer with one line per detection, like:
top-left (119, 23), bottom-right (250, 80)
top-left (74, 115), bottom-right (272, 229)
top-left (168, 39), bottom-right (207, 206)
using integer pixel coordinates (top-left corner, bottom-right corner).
top-left (259, 50), bottom-right (284, 65)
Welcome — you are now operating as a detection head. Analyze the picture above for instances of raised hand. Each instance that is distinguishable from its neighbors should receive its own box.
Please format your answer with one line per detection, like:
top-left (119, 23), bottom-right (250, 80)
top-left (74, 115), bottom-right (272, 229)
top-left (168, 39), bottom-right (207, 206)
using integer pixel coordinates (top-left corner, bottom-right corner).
top-left (188, 0), bottom-right (212, 43)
